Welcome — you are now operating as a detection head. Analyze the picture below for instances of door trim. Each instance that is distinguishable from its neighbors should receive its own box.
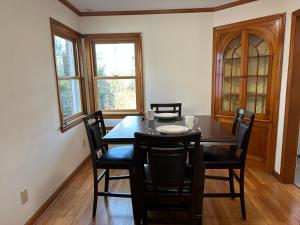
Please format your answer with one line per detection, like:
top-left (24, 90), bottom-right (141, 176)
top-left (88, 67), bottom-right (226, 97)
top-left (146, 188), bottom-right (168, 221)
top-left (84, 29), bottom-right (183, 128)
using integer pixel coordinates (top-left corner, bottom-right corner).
top-left (280, 9), bottom-right (300, 184)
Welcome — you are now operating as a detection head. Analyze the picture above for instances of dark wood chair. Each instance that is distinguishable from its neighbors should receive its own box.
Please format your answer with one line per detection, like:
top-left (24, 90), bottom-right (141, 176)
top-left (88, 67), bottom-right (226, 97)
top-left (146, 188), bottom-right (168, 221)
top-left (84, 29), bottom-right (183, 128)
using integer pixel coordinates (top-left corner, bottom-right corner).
top-left (203, 108), bottom-right (255, 220)
top-left (132, 132), bottom-right (204, 225)
top-left (83, 111), bottom-right (134, 217)
top-left (150, 103), bottom-right (182, 116)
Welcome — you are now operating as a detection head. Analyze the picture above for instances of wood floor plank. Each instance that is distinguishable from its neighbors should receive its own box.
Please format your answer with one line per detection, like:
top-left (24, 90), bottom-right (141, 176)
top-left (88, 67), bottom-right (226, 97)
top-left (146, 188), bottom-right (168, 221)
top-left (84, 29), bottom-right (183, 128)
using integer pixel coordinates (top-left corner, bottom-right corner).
top-left (35, 162), bottom-right (300, 225)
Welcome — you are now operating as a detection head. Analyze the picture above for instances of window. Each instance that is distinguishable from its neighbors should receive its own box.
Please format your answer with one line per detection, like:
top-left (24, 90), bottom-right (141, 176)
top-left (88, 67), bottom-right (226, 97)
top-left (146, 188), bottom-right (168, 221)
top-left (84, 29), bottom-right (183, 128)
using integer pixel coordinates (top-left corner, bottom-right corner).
top-left (86, 33), bottom-right (144, 117)
top-left (50, 18), bottom-right (85, 131)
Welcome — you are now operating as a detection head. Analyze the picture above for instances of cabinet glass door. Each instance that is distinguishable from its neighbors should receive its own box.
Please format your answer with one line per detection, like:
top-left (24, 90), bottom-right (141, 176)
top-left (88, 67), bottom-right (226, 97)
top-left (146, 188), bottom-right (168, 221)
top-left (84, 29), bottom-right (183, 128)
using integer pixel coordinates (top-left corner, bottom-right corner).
top-left (221, 35), bottom-right (242, 112)
top-left (246, 34), bottom-right (270, 114)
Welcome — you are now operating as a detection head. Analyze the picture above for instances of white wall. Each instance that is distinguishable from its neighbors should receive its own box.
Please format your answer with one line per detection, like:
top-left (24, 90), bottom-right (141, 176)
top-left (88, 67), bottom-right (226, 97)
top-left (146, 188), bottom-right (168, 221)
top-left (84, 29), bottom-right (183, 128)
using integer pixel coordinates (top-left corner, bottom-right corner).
top-left (213, 0), bottom-right (300, 174)
top-left (0, 1), bottom-right (89, 225)
top-left (79, 13), bottom-right (214, 116)
top-left (2, 1), bottom-right (300, 224)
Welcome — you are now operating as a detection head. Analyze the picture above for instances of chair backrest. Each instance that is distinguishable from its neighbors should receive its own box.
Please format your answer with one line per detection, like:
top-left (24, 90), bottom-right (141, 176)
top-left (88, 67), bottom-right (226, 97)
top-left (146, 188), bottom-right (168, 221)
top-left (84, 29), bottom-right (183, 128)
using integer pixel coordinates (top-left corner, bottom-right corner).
top-left (232, 108), bottom-right (254, 135)
top-left (134, 132), bottom-right (203, 195)
top-left (150, 103), bottom-right (182, 116)
top-left (232, 109), bottom-right (255, 162)
top-left (83, 111), bottom-right (107, 166)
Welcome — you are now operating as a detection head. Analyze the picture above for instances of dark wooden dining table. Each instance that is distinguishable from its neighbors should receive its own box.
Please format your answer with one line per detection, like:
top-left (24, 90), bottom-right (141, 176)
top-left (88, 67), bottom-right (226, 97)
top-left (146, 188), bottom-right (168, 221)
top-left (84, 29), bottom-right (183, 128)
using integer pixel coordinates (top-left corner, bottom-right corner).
top-left (103, 115), bottom-right (237, 145)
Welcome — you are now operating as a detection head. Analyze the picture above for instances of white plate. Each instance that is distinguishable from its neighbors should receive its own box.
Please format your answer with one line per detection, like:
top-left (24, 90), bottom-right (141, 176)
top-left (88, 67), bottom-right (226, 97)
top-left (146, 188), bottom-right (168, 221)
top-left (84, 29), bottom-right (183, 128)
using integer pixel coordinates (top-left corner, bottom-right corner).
top-left (156, 125), bottom-right (189, 134)
top-left (154, 113), bottom-right (178, 119)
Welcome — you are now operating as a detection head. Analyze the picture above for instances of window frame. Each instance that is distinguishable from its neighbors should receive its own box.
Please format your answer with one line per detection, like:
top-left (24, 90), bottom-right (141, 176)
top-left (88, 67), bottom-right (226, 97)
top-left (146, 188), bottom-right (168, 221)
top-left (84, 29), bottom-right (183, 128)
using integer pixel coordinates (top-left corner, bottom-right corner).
top-left (85, 33), bottom-right (144, 118)
top-left (50, 18), bottom-right (86, 132)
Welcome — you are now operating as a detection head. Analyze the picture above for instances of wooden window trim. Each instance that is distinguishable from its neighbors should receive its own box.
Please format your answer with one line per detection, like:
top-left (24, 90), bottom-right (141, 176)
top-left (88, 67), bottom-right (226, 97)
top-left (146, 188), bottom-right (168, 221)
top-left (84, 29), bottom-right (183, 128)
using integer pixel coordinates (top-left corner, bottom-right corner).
top-left (50, 18), bottom-right (86, 132)
top-left (84, 33), bottom-right (144, 118)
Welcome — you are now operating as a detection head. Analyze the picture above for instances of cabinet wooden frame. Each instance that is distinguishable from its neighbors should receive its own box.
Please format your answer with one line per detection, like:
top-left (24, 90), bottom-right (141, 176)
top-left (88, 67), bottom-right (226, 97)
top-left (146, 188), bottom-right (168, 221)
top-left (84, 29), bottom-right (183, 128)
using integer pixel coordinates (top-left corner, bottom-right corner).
top-left (50, 18), bottom-right (86, 132)
top-left (280, 9), bottom-right (300, 184)
top-left (211, 14), bottom-right (285, 172)
top-left (84, 33), bottom-right (144, 118)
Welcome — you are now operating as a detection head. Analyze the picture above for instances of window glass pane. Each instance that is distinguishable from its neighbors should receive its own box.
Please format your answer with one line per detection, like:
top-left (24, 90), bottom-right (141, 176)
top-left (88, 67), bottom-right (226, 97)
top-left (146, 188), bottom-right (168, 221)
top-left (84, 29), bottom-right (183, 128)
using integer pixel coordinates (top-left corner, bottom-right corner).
top-left (231, 95), bottom-right (239, 112)
top-left (223, 59), bottom-right (232, 77)
top-left (248, 57), bottom-right (258, 75)
top-left (258, 57), bottom-right (269, 75)
top-left (249, 34), bottom-right (263, 46)
top-left (248, 45), bottom-right (258, 57)
top-left (246, 95), bottom-right (255, 112)
top-left (256, 96), bottom-right (266, 114)
top-left (54, 36), bottom-right (76, 77)
top-left (222, 95), bottom-right (230, 111)
top-left (230, 36), bottom-right (242, 49)
top-left (257, 41), bottom-right (270, 56)
top-left (232, 59), bottom-right (241, 76)
top-left (257, 77), bottom-right (268, 95)
top-left (224, 47), bottom-right (234, 59)
top-left (95, 43), bottom-right (135, 77)
top-left (97, 79), bottom-right (136, 110)
top-left (233, 46), bottom-right (241, 58)
top-left (232, 77), bottom-right (240, 93)
top-left (223, 78), bottom-right (231, 95)
top-left (59, 79), bottom-right (82, 119)
top-left (247, 77), bottom-right (257, 94)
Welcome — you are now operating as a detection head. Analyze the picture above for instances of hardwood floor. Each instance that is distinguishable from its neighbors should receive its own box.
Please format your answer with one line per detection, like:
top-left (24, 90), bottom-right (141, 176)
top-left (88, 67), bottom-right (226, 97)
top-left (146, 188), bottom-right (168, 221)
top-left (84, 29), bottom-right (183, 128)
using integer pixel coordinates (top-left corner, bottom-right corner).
top-left (35, 160), bottom-right (300, 225)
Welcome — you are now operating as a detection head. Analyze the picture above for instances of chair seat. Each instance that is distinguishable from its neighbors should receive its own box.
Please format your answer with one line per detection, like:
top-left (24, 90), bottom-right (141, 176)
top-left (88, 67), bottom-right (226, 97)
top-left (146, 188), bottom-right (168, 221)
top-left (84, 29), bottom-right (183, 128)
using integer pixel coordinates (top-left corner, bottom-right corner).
top-left (97, 145), bottom-right (134, 169)
top-left (203, 145), bottom-right (241, 169)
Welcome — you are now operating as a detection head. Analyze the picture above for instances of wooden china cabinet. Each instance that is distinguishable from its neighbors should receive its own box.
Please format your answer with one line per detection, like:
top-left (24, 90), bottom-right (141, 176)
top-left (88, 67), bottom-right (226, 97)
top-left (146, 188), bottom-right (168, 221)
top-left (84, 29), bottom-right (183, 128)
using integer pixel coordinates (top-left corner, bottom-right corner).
top-left (212, 14), bottom-right (285, 171)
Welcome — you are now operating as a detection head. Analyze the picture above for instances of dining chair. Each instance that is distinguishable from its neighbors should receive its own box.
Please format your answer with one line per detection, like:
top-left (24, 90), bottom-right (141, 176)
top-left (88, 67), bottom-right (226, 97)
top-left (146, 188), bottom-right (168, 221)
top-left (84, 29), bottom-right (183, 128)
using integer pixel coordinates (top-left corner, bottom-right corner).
top-left (203, 108), bottom-right (255, 220)
top-left (132, 132), bottom-right (204, 225)
top-left (150, 103), bottom-right (182, 116)
top-left (83, 111), bottom-right (134, 217)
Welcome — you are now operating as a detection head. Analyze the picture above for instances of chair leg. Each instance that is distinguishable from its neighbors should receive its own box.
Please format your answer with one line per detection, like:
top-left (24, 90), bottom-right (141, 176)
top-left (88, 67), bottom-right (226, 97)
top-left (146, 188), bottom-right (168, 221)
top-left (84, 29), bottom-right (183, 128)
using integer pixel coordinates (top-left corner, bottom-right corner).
top-left (93, 175), bottom-right (98, 217)
top-left (229, 169), bottom-right (235, 199)
top-left (240, 169), bottom-right (246, 220)
top-left (104, 169), bottom-right (110, 193)
top-left (142, 211), bottom-right (148, 225)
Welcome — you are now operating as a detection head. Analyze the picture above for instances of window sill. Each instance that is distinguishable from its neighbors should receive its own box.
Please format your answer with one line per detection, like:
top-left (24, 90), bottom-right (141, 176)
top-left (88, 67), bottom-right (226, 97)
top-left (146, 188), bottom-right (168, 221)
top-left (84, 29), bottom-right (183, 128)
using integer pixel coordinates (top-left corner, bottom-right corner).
top-left (60, 115), bottom-right (85, 132)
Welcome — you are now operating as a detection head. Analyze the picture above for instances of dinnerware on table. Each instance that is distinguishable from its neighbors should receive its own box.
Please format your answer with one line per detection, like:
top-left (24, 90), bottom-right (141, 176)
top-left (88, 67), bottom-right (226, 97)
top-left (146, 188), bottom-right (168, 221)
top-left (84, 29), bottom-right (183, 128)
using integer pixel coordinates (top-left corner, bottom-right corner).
top-left (154, 112), bottom-right (178, 120)
top-left (184, 116), bottom-right (199, 129)
top-left (147, 110), bottom-right (155, 121)
top-left (156, 125), bottom-right (189, 134)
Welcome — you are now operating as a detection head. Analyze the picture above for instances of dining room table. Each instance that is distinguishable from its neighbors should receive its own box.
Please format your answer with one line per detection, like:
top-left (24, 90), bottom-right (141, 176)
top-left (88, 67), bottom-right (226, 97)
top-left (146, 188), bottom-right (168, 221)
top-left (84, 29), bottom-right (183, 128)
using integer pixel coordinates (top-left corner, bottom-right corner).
top-left (102, 115), bottom-right (237, 225)
top-left (102, 115), bottom-right (237, 145)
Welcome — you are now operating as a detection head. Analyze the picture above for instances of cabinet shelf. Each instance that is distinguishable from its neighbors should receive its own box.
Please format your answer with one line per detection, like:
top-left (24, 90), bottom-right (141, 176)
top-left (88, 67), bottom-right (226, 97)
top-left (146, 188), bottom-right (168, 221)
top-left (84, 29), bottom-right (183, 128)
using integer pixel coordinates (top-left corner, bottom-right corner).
top-left (247, 74), bottom-right (268, 77)
top-left (248, 55), bottom-right (270, 59)
top-left (224, 57), bottom-right (241, 60)
top-left (247, 93), bottom-right (267, 97)
top-left (224, 75), bottom-right (268, 78)
top-left (224, 76), bottom-right (241, 78)
top-left (223, 93), bottom-right (266, 97)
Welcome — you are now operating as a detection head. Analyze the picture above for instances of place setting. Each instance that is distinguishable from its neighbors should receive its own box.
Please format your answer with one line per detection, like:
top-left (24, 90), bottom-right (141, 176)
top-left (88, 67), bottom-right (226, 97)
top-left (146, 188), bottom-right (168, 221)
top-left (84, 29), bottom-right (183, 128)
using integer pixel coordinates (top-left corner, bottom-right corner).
top-left (145, 110), bottom-right (201, 135)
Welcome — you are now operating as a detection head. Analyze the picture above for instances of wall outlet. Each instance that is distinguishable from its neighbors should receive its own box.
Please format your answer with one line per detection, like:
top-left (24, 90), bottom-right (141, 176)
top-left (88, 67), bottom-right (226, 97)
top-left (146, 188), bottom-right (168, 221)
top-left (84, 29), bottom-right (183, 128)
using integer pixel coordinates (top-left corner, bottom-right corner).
top-left (20, 189), bottom-right (28, 205)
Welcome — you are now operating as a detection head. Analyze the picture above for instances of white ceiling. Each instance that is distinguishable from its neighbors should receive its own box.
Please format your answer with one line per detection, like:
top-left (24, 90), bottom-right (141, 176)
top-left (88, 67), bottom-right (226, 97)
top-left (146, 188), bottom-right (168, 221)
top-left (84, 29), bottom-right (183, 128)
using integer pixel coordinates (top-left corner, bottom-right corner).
top-left (67, 0), bottom-right (237, 12)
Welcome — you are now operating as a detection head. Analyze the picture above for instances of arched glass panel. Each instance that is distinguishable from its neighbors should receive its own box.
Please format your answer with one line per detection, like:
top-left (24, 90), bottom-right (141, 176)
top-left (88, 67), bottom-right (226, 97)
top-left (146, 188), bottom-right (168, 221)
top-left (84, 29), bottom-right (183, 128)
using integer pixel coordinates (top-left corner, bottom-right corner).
top-left (246, 34), bottom-right (270, 114)
top-left (222, 35), bottom-right (241, 112)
